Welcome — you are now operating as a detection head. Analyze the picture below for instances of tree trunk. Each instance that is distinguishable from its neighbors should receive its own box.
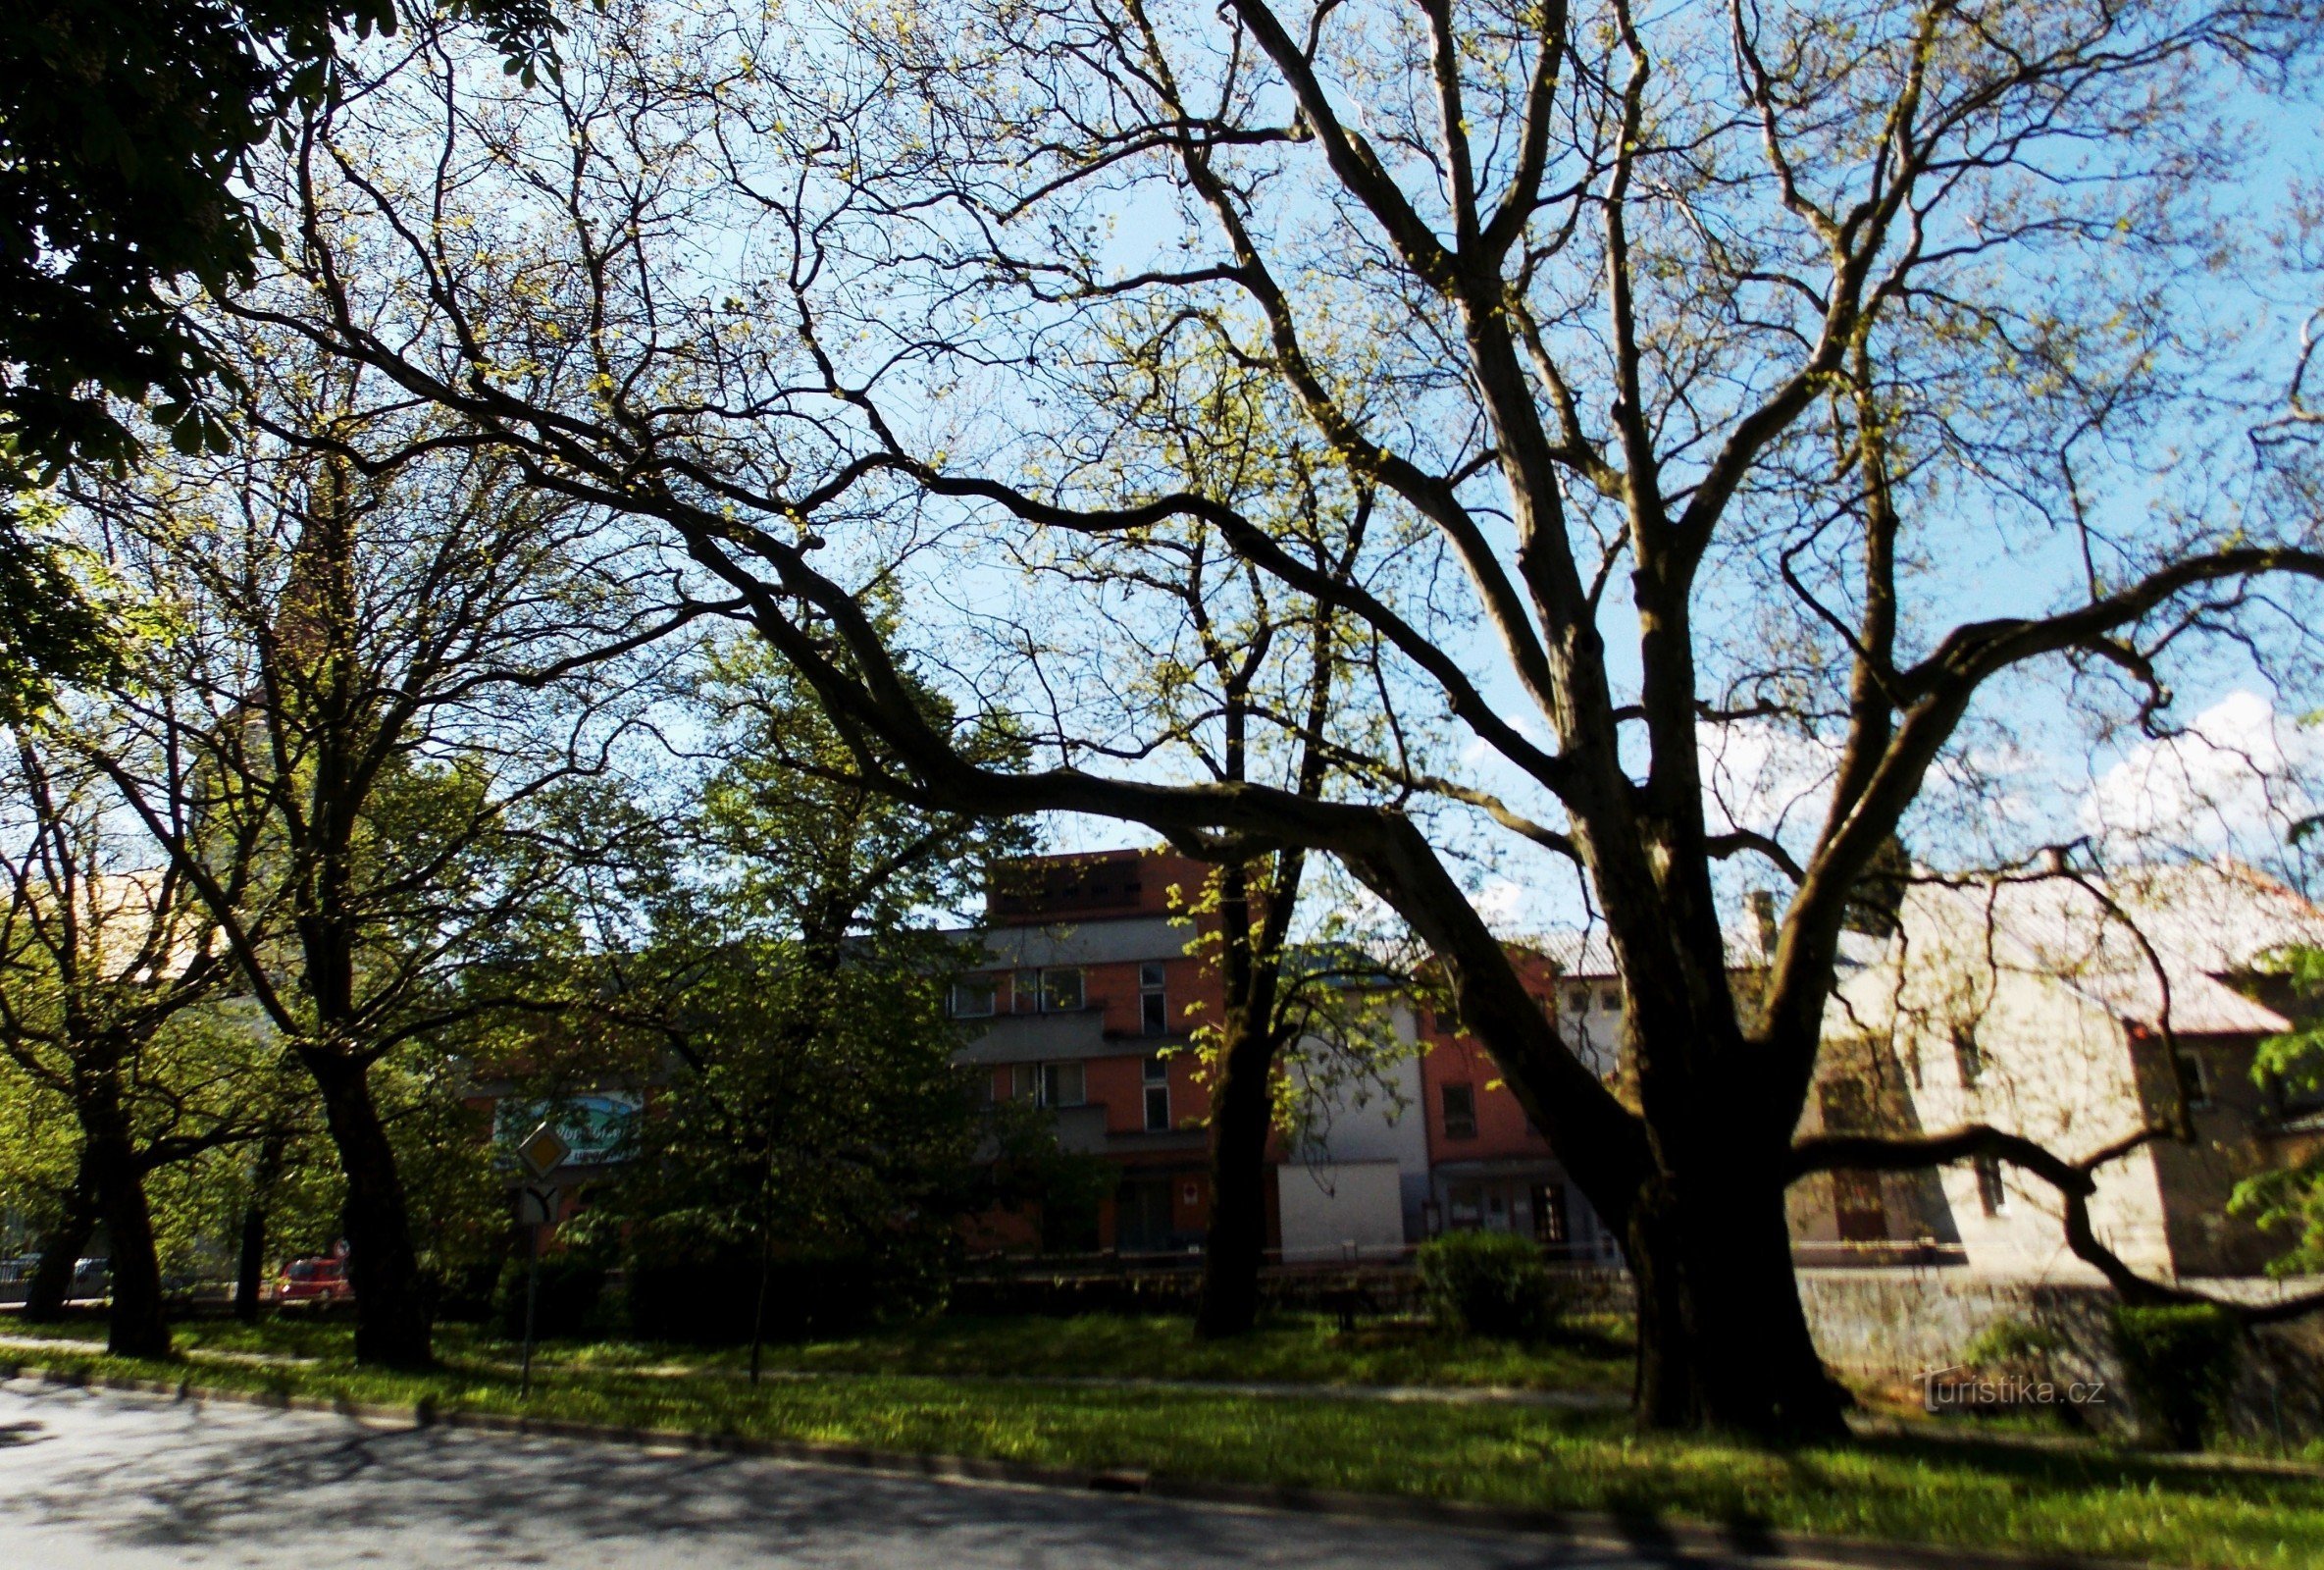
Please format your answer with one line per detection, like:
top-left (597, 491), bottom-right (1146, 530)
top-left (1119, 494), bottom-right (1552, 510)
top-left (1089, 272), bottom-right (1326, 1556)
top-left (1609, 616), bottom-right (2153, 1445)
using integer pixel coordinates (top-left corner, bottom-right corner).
top-left (83, 1102), bottom-right (171, 1360)
top-left (234, 1130), bottom-right (287, 1322)
top-left (305, 1051), bottom-right (434, 1368)
top-left (1627, 1160), bottom-right (1845, 1439)
top-left (23, 1152), bottom-right (97, 1322)
top-left (1195, 1017), bottom-right (1276, 1339)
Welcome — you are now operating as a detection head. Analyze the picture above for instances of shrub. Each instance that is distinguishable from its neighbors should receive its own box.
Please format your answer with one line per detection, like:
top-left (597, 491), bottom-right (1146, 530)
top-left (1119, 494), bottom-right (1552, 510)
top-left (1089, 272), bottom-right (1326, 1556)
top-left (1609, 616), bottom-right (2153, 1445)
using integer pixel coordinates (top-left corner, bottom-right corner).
top-left (494, 1255), bottom-right (610, 1341)
top-left (2111, 1303), bottom-right (2242, 1449)
top-left (1416, 1230), bottom-right (1558, 1339)
top-left (625, 1240), bottom-right (950, 1344)
top-left (1962, 1315), bottom-right (2063, 1373)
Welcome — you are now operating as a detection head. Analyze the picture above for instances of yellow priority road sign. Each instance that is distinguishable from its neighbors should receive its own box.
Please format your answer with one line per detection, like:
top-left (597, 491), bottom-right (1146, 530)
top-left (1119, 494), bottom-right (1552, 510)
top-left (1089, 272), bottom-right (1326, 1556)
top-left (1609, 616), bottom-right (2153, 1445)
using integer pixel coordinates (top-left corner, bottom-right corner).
top-left (517, 1123), bottom-right (571, 1178)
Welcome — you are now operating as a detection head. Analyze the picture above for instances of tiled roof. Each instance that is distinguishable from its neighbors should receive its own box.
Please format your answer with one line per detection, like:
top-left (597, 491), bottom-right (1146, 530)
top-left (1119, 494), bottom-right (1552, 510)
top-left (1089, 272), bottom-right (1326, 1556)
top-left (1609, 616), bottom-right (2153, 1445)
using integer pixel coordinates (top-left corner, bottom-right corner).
top-left (1917, 861), bottom-right (2324, 1035)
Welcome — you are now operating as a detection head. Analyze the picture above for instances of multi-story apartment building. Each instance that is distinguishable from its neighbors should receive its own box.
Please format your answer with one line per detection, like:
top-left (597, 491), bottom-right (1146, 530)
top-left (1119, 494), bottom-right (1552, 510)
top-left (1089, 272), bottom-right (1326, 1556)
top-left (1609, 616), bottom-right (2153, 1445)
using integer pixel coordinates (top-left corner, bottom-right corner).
top-left (958, 849), bottom-right (1625, 1262)
top-left (951, 850), bottom-right (1225, 1252)
top-left (1412, 938), bottom-right (1626, 1260)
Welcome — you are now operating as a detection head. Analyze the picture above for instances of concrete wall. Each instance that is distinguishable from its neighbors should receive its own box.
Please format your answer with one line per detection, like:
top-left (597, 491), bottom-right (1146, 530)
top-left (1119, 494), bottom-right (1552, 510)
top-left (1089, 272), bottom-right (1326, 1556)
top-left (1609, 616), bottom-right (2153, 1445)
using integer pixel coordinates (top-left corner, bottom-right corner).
top-left (1283, 1000), bottom-right (1432, 1239)
top-left (1796, 1266), bottom-right (2324, 1443)
top-left (1277, 1160), bottom-right (1409, 1262)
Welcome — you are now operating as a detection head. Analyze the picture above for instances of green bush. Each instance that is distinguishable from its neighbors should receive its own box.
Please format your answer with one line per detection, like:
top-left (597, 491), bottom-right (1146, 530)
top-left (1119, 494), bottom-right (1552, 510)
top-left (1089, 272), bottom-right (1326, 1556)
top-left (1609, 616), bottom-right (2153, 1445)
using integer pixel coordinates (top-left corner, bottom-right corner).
top-left (2111, 1303), bottom-right (2241, 1449)
top-left (494, 1254), bottom-right (610, 1341)
top-left (625, 1239), bottom-right (950, 1344)
top-left (1416, 1230), bottom-right (1558, 1339)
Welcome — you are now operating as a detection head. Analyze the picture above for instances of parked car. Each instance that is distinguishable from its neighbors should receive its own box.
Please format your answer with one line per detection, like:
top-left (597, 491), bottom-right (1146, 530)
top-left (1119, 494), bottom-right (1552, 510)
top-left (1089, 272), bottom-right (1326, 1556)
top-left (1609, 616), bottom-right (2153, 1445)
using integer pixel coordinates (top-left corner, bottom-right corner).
top-left (0, 1253), bottom-right (107, 1304)
top-left (278, 1256), bottom-right (353, 1306)
top-left (0, 1254), bottom-right (39, 1305)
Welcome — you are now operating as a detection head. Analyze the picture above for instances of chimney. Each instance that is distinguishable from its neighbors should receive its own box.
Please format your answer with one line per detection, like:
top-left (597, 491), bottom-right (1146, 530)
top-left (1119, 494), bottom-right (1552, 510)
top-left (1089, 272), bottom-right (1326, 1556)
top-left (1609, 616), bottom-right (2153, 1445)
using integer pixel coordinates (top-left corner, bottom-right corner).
top-left (1747, 889), bottom-right (1780, 962)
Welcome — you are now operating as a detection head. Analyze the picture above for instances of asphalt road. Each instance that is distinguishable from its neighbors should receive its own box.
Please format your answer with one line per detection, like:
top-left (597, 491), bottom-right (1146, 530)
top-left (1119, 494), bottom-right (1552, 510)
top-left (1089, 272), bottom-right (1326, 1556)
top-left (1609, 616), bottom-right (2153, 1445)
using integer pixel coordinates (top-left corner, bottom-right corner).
top-left (0, 1379), bottom-right (1771, 1570)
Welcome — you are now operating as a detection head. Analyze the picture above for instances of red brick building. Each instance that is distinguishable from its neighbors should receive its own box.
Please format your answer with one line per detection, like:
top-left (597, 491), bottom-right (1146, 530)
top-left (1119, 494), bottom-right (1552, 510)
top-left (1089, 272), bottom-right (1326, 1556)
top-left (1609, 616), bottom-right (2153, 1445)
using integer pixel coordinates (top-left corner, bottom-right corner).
top-left (954, 849), bottom-right (1229, 1252)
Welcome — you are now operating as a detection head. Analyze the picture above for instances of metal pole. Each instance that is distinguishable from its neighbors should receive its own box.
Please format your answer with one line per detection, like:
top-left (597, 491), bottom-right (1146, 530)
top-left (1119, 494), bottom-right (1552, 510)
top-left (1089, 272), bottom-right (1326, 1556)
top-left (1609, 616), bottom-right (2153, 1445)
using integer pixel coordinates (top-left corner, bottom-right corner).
top-left (520, 1206), bottom-right (542, 1398)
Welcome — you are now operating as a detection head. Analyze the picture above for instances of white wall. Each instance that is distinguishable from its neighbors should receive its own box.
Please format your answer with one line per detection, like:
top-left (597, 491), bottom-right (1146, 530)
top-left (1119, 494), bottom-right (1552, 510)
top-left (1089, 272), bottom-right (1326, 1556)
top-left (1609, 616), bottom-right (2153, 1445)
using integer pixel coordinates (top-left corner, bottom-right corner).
top-left (1277, 1160), bottom-right (1409, 1262)
top-left (1829, 886), bottom-right (2175, 1282)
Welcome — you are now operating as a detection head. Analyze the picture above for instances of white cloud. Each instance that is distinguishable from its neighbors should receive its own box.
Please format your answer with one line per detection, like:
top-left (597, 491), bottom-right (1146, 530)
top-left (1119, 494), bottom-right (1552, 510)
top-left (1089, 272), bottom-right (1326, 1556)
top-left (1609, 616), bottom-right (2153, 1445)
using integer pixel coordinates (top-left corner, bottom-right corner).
top-left (2079, 690), bottom-right (2321, 853)
top-left (1471, 875), bottom-right (1528, 930)
top-left (1698, 719), bottom-right (1841, 839)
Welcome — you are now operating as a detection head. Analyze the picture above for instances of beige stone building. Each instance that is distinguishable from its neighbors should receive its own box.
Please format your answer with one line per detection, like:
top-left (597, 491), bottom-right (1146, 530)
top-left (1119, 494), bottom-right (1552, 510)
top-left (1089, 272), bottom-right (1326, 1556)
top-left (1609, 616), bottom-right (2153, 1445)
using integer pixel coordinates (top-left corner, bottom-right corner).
top-left (1802, 862), bottom-right (2324, 1283)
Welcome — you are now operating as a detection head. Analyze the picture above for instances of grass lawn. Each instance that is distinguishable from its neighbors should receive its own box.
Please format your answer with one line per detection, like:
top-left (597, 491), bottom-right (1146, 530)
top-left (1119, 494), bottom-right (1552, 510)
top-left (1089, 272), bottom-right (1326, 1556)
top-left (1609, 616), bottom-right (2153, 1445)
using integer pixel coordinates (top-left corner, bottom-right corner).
top-left (6, 1313), bottom-right (2324, 1566)
top-left (0, 1309), bottom-right (1639, 1393)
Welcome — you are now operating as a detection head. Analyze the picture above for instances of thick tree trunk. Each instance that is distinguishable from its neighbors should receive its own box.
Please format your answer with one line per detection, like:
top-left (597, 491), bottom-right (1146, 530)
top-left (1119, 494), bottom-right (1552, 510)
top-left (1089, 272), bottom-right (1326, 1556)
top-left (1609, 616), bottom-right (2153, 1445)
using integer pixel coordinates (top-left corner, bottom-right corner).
top-left (234, 1131), bottom-right (287, 1322)
top-left (1627, 1162), bottom-right (1845, 1439)
top-left (305, 1052), bottom-right (434, 1368)
top-left (83, 1102), bottom-right (171, 1360)
top-left (23, 1153), bottom-right (97, 1322)
top-left (1195, 1017), bottom-right (1276, 1339)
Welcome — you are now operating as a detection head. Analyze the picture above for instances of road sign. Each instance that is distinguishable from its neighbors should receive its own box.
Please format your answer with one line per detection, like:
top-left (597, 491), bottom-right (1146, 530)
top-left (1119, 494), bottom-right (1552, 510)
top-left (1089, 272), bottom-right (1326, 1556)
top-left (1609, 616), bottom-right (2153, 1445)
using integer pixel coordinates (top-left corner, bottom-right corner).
top-left (517, 1186), bottom-right (555, 1227)
top-left (517, 1123), bottom-right (570, 1178)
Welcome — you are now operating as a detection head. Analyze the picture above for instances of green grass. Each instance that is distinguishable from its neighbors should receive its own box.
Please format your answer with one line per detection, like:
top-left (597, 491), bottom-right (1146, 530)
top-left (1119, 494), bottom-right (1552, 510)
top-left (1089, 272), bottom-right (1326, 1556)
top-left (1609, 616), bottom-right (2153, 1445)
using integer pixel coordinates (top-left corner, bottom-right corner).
top-left (0, 1310), bottom-right (1638, 1393)
top-left (6, 1315), bottom-right (2324, 1567)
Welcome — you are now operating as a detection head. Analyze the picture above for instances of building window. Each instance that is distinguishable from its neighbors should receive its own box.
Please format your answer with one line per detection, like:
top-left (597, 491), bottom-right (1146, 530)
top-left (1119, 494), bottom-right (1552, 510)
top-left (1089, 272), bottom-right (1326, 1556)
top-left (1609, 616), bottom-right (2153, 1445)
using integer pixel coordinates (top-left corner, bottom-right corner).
top-left (1140, 963), bottom-right (1167, 1035)
top-left (2175, 1049), bottom-right (2212, 1111)
top-left (1011, 1060), bottom-right (1086, 1108)
top-left (1012, 969), bottom-right (1040, 1013)
top-left (1144, 1056), bottom-right (1170, 1131)
top-left (950, 976), bottom-right (996, 1019)
top-left (1951, 1021), bottom-right (1986, 1088)
top-left (1599, 988), bottom-right (1622, 1013)
top-left (1441, 1082), bottom-right (1478, 1140)
top-left (1973, 1152), bottom-right (2009, 1217)
top-left (1040, 967), bottom-right (1084, 1013)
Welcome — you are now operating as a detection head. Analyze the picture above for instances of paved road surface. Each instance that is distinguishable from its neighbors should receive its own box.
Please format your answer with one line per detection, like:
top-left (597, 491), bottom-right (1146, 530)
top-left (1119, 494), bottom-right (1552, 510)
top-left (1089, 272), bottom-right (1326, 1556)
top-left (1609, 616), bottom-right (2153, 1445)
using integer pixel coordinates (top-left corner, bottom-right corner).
top-left (0, 1379), bottom-right (1763, 1570)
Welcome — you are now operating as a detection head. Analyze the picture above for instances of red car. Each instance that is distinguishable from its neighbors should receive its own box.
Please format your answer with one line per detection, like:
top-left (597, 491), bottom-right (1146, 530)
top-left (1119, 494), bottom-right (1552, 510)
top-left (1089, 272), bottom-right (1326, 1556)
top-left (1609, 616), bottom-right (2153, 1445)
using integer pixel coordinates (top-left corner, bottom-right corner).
top-left (278, 1257), bottom-right (353, 1306)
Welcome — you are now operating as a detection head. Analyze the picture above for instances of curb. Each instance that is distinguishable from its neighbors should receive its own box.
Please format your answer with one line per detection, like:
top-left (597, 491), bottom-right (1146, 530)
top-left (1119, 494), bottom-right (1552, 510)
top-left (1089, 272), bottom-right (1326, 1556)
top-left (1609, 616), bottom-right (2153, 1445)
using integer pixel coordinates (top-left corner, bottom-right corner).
top-left (0, 1357), bottom-right (2155, 1570)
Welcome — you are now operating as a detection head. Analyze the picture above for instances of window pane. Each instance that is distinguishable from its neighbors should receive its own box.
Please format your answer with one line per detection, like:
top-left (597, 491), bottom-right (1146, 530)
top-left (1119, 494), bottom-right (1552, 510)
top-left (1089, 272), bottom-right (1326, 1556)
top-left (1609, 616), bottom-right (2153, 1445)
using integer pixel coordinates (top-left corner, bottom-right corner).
top-left (1013, 970), bottom-right (1040, 1013)
top-left (1145, 1083), bottom-right (1169, 1132)
top-left (951, 976), bottom-right (996, 1018)
top-left (1055, 1060), bottom-right (1085, 1105)
top-left (1973, 1152), bottom-right (2008, 1217)
top-left (1141, 990), bottom-right (1167, 1035)
top-left (1010, 1064), bottom-right (1038, 1102)
top-left (1042, 968), bottom-right (1084, 1012)
top-left (1143, 1056), bottom-right (1167, 1083)
top-left (1952, 1023), bottom-right (1985, 1087)
top-left (1442, 1082), bottom-right (1477, 1139)
top-left (1140, 963), bottom-right (1165, 989)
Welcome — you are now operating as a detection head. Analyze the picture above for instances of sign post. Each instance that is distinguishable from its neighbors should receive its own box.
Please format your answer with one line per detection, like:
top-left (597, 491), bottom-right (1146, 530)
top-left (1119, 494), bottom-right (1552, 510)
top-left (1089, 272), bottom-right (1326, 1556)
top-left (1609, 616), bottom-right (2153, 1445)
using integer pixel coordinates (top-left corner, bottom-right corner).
top-left (514, 1124), bottom-right (570, 1398)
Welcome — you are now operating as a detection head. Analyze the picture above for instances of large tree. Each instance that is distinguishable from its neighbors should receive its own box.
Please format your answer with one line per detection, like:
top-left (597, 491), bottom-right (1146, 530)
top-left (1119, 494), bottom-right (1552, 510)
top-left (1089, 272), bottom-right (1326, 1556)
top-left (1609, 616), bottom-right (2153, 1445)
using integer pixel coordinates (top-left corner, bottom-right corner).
top-left (576, 636), bottom-right (1023, 1372)
top-left (0, 717), bottom-right (270, 1355)
top-left (247, 0), bottom-right (2324, 1433)
top-left (0, 0), bottom-right (562, 697)
top-left (70, 333), bottom-right (695, 1366)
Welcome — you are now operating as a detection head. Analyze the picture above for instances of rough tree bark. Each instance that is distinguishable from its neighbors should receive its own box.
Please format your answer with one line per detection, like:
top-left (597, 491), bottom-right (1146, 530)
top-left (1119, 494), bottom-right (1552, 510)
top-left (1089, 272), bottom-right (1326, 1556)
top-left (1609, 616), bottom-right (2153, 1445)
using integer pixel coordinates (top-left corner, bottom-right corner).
top-left (1194, 865), bottom-right (1285, 1337)
top-left (234, 1130), bottom-right (286, 1321)
top-left (23, 1152), bottom-right (96, 1322)
top-left (305, 1051), bottom-right (433, 1367)
top-left (82, 1086), bottom-right (170, 1359)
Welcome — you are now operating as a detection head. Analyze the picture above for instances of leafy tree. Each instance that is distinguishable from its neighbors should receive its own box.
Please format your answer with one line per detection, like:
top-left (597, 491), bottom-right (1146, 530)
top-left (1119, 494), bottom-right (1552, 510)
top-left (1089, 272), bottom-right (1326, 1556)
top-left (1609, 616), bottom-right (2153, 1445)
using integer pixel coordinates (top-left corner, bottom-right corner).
top-left (581, 637), bottom-right (1027, 1371)
top-left (0, 0), bottom-right (563, 698)
top-left (244, 0), bottom-right (2324, 1437)
top-left (0, 719), bottom-right (272, 1354)
top-left (66, 332), bottom-right (692, 1366)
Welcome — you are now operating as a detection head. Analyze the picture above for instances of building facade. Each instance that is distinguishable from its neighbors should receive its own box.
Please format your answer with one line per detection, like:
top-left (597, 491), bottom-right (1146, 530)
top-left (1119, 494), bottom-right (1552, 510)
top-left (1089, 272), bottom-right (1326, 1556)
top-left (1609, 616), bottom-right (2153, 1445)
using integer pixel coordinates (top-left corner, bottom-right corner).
top-left (1815, 862), bottom-right (2324, 1282)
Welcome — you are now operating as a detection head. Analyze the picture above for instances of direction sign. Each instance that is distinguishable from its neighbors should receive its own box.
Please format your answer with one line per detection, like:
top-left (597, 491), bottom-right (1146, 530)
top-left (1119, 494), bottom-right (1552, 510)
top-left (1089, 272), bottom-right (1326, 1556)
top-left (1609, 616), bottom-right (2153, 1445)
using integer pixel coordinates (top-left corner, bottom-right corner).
top-left (517, 1123), bottom-right (571, 1178)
